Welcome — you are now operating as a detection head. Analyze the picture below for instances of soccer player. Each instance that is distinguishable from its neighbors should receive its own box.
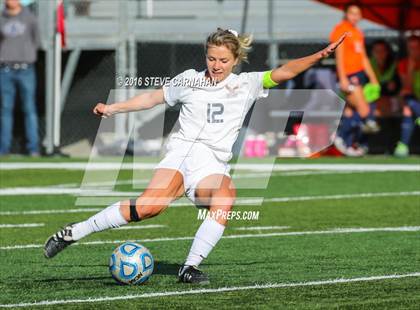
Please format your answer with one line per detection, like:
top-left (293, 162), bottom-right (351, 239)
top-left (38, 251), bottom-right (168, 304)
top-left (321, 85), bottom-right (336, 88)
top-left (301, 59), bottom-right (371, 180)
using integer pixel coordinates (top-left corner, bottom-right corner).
top-left (330, 3), bottom-right (380, 156)
top-left (394, 35), bottom-right (420, 157)
top-left (44, 28), bottom-right (345, 284)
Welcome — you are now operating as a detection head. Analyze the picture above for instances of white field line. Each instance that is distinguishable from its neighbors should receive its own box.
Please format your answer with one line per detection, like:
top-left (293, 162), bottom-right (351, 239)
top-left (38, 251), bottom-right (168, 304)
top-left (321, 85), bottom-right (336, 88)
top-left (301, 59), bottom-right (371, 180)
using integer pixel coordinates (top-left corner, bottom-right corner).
top-left (1, 167), bottom-right (418, 196)
top-left (1, 162), bottom-right (419, 171)
top-left (1, 226), bottom-right (419, 251)
top-left (114, 224), bottom-right (166, 230)
top-left (172, 191), bottom-right (420, 206)
top-left (0, 162), bottom-right (156, 170)
top-left (0, 224), bottom-right (164, 230)
top-left (52, 171), bottom-right (332, 189)
top-left (1, 272), bottom-right (419, 308)
top-left (33, 170), bottom-right (415, 191)
top-left (234, 226), bottom-right (291, 231)
top-left (258, 191), bottom-right (420, 203)
top-left (0, 223), bottom-right (44, 228)
top-left (33, 171), bottom-right (365, 190)
top-left (13, 173), bottom-right (274, 192)
top-left (232, 170), bottom-right (370, 178)
top-left (0, 191), bottom-right (418, 215)
top-left (0, 208), bottom-right (103, 216)
top-left (2, 169), bottom-right (415, 196)
top-left (0, 188), bottom-right (142, 196)
top-left (52, 179), bottom-right (151, 188)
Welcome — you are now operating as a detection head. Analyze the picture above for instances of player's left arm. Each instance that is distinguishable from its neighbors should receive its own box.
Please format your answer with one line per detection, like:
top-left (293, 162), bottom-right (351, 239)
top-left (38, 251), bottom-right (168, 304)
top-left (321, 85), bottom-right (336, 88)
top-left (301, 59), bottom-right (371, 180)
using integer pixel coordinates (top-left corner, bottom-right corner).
top-left (361, 45), bottom-right (379, 85)
top-left (266, 33), bottom-right (347, 87)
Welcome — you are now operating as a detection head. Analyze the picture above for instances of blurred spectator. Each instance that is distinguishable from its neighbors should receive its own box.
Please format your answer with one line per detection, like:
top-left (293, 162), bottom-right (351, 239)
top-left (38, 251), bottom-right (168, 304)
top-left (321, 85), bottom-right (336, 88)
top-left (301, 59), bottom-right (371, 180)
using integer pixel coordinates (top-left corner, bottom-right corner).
top-left (330, 2), bottom-right (380, 156)
top-left (0, 0), bottom-right (40, 156)
top-left (394, 35), bottom-right (420, 157)
top-left (73, 0), bottom-right (91, 17)
top-left (370, 40), bottom-right (401, 116)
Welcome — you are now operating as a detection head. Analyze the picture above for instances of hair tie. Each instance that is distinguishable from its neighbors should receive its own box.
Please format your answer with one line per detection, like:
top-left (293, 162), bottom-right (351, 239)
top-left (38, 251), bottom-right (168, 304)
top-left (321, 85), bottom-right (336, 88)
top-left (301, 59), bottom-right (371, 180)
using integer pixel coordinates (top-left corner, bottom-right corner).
top-left (227, 29), bottom-right (239, 37)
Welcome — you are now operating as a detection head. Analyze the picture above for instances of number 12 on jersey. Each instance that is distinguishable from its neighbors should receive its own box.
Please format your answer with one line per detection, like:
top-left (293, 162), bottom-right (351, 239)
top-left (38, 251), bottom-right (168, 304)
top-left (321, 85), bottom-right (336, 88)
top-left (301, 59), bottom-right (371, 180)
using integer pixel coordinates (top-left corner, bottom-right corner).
top-left (207, 103), bottom-right (224, 123)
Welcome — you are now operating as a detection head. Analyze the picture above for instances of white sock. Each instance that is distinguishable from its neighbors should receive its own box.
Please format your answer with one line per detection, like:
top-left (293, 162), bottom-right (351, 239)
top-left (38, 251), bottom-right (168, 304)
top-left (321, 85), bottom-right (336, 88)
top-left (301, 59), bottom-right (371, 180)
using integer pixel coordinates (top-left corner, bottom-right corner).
top-left (184, 218), bottom-right (225, 267)
top-left (72, 202), bottom-right (128, 240)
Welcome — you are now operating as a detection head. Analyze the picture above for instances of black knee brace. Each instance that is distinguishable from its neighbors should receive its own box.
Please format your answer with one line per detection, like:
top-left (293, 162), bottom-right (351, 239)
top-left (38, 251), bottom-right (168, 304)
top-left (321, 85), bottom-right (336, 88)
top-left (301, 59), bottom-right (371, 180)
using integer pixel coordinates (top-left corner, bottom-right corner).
top-left (129, 199), bottom-right (141, 222)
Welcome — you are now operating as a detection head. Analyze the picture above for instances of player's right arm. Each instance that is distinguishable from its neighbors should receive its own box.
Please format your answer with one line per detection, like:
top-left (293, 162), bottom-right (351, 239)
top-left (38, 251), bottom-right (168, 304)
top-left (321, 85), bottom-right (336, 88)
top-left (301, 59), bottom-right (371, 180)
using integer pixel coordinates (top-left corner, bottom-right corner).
top-left (268, 33), bottom-right (346, 85)
top-left (93, 88), bottom-right (164, 118)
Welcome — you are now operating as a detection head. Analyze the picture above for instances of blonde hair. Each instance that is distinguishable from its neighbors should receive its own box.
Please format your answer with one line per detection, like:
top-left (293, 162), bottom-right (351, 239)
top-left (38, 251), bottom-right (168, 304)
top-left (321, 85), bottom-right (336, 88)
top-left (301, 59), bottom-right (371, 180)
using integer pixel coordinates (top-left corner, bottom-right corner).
top-left (205, 28), bottom-right (253, 64)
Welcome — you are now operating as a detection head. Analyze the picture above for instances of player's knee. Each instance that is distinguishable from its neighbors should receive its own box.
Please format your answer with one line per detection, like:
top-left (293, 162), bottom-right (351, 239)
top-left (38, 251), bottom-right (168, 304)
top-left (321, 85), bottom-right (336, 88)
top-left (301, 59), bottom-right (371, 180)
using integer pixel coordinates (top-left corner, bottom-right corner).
top-left (130, 196), bottom-right (168, 221)
top-left (137, 204), bottom-right (165, 219)
top-left (211, 191), bottom-right (235, 210)
top-left (403, 106), bottom-right (412, 117)
top-left (358, 104), bottom-right (369, 118)
top-left (219, 203), bottom-right (234, 213)
top-left (343, 108), bottom-right (353, 117)
top-left (209, 203), bottom-right (234, 225)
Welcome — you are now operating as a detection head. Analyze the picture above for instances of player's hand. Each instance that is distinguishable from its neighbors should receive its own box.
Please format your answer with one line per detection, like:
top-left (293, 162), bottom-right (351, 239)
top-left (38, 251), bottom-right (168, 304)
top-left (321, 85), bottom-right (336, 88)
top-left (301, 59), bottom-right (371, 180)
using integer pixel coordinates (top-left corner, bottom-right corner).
top-left (320, 33), bottom-right (347, 58)
top-left (340, 78), bottom-right (353, 93)
top-left (93, 103), bottom-right (112, 118)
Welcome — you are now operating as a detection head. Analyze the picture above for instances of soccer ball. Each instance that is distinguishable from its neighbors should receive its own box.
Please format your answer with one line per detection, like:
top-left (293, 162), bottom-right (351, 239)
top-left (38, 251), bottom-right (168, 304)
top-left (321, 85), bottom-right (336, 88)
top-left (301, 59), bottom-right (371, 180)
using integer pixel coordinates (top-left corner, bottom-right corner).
top-left (109, 242), bottom-right (154, 285)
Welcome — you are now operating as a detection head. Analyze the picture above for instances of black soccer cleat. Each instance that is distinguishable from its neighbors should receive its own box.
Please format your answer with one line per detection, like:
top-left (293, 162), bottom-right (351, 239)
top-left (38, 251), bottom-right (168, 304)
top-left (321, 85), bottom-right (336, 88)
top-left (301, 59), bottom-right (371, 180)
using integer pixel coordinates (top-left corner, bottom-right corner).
top-left (44, 223), bottom-right (76, 258)
top-left (178, 265), bottom-right (210, 284)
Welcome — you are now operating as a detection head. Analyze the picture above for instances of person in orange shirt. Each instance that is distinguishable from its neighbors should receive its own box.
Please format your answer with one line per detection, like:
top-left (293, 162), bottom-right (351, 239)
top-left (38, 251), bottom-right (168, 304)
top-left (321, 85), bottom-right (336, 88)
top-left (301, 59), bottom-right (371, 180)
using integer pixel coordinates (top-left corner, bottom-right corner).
top-left (330, 3), bottom-right (380, 156)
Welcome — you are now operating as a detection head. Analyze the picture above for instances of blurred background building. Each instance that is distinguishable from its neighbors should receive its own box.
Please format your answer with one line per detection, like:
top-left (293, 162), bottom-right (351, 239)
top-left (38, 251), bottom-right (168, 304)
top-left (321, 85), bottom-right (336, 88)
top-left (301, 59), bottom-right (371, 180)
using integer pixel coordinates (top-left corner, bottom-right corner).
top-left (1, 0), bottom-right (418, 156)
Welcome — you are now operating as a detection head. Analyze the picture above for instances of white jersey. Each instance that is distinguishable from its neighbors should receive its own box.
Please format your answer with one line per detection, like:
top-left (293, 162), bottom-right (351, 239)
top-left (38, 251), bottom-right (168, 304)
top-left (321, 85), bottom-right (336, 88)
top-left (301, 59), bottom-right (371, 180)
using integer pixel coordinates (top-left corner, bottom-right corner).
top-left (163, 69), bottom-right (268, 162)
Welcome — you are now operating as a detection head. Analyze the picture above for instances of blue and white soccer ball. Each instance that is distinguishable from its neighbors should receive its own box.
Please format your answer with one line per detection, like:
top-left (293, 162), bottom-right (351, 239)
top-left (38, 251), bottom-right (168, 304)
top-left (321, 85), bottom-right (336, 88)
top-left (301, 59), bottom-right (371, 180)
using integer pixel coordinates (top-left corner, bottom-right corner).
top-left (109, 242), bottom-right (154, 285)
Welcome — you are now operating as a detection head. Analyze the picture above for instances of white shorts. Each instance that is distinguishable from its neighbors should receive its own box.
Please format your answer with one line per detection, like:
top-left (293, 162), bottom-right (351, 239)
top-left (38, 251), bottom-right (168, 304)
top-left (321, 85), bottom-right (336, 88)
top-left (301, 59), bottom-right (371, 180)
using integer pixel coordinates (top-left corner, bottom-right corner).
top-left (155, 139), bottom-right (231, 202)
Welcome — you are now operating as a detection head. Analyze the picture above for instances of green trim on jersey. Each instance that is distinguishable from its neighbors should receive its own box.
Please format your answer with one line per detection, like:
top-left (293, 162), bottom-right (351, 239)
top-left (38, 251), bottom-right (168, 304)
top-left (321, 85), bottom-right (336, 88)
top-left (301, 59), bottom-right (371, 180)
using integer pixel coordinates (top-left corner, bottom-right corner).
top-left (370, 57), bottom-right (396, 83)
top-left (263, 71), bottom-right (279, 89)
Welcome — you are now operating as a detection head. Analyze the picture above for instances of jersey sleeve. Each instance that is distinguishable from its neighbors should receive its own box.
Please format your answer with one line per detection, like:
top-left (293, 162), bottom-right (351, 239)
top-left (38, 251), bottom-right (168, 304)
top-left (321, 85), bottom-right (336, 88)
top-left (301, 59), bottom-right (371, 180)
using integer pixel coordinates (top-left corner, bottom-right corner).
top-left (242, 71), bottom-right (269, 101)
top-left (162, 70), bottom-right (193, 106)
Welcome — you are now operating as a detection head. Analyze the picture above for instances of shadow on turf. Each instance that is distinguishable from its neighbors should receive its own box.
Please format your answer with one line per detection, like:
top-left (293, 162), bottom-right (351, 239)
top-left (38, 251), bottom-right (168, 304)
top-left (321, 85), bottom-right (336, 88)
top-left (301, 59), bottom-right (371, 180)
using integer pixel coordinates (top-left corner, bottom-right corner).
top-left (43, 262), bottom-right (180, 274)
top-left (205, 260), bottom-right (266, 266)
top-left (38, 262), bottom-right (180, 285)
top-left (39, 275), bottom-right (110, 283)
top-left (44, 264), bottom-right (108, 268)
top-left (154, 261), bottom-right (179, 276)
top-left (100, 262), bottom-right (180, 286)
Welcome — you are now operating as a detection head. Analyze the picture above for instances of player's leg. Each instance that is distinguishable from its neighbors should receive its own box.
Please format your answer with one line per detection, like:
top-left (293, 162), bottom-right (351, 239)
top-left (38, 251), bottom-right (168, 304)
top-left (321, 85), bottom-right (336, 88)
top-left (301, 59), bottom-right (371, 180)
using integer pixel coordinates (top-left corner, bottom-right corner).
top-left (119, 168), bottom-right (185, 221)
top-left (357, 101), bottom-right (377, 152)
top-left (346, 86), bottom-right (379, 134)
top-left (44, 169), bottom-right (184, 258)
top-left (178, 174), bottom-right (235, 284)
top-left (335, 105), bottom-right (366, 156)
top-left (71, 168), bottom-right (184, 238)
top-left (394, 105), bottom-right (414, 157)
top-left (407, 97), bottom-right (420, 117)
top-left (346, 86), bottom-right (369, 118)
top-left (335, 106), bottom-right (354, 152)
